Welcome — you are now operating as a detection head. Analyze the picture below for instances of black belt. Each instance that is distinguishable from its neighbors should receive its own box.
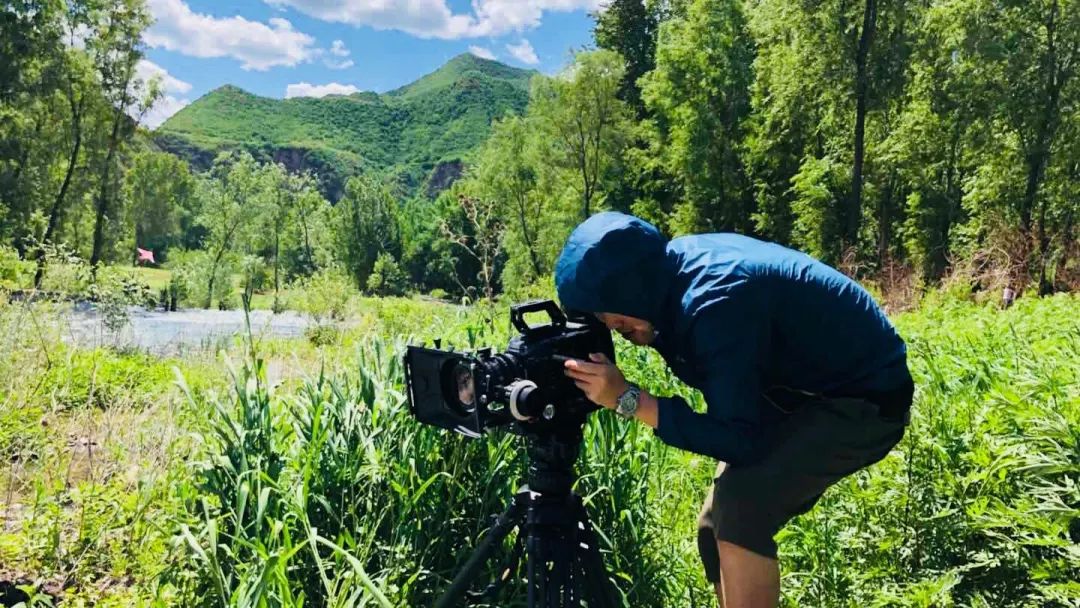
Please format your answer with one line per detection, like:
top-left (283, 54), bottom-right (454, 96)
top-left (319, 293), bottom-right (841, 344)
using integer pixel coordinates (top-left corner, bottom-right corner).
top-left (764, 375), bottom-right (914, 422)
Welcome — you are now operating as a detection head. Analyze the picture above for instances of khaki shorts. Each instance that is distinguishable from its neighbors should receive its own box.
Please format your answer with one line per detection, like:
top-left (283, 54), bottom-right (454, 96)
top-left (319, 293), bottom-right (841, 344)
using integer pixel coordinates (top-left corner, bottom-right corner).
top-left (696, 397), bottom-right (907, 578)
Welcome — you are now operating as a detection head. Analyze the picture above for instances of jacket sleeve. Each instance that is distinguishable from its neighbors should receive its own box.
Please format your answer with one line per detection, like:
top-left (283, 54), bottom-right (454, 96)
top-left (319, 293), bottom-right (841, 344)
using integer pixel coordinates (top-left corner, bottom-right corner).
top-left (653, 281), bottom-right (770, 465)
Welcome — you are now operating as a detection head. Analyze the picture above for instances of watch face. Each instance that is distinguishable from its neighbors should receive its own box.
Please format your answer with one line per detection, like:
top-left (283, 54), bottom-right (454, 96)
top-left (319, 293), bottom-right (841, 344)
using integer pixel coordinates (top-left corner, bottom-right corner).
top-left (618, 386), bottom-right (639, 415)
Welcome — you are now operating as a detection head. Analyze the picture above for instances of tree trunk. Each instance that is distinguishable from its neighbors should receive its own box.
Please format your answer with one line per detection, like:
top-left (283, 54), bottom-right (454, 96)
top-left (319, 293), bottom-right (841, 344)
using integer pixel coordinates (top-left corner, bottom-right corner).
top-left (849, 0), bottom-right (878, 250)
top-left (299, 206), bottom-right (313, 275)
top-left (877, 173), bottom-right (895, 264)
top-left (206, 221), bottom-right (240, 308)
top-left (90, 111), bottom-right (122, 273)
top-left (273, 229), bottom-right (281, 306)
top-left (516, 192), bottom-right (543, 278)
top-left (35, 90), bottom-right (83, 288)
top-left (9, 117), bottom-right (43, 257)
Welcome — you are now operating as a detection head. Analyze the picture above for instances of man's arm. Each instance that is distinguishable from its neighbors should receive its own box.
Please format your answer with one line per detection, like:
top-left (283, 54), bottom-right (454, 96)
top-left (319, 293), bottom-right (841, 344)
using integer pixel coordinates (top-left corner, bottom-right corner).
top-left (651, 282), bottom-right (772, 465)
top-left (565, 283), bottom-right (770, 464)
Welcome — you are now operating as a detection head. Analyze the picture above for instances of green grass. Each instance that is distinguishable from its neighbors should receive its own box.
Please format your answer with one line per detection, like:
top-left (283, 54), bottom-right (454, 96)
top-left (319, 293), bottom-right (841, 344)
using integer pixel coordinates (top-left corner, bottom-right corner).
top-left (130, 266), bottom-right (172, 292)
top-left (0, 293), bottom-right (1076, 606)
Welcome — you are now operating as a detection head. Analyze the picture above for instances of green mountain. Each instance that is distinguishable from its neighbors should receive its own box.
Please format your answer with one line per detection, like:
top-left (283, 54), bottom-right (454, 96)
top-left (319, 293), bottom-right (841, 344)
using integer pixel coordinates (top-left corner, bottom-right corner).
top-left (154, 54), bottom-right (535, 200)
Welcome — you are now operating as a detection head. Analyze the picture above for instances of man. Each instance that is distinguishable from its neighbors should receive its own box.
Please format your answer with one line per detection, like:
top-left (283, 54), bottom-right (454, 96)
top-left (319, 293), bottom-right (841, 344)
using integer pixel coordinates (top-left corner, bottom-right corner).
top-left (555, 212), bottom-right (913, 608)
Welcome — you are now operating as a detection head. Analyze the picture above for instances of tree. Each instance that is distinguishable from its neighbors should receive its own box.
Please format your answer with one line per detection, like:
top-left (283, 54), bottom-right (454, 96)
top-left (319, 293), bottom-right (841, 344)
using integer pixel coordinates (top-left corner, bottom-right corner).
top-left (746, 0), bottom-right (914, 263)
top-left (594, 0), bottom-right (661, 117)
top-left (123, 150), bottom-right (197, 260)
top-left (366, 252), bottom-right (409, 296)
top-left (288, 172), bottom-right (330, 279)
top-left (198, 152), bottom-right (267, 308)
top-left (332, 174), bottom-right (401, 289)
top-left (530, 51), bottom-right (634, 221)
top-left (87, 0), bottom-right (154, 272)
top-left (33, 4), bottom-right (97, 287)
top-left (471, 115), bottom-right (548, 285)
top-left (640, 0), bottom-right (756, 234)
top-left (440, 193), bottom-right (504, 303)
top-left (0, 0), bottom-right (64, 255)
top-left (953, 0), bottom-right (1080, 292)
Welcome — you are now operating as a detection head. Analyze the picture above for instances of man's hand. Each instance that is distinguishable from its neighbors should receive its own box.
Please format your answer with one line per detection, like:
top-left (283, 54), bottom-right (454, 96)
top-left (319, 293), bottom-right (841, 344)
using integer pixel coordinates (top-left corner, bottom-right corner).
top-left (563, 353), bottom-right (629, 410)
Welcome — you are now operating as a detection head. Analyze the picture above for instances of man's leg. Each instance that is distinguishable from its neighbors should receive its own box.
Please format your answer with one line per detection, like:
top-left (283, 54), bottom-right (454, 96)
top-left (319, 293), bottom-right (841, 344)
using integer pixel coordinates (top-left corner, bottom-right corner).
top-left (704, 397), bottom-right (906, 608)
top-left (715, 540), bottom-right (780, 608)
top-left (698, 462), bottom-right (727, 605)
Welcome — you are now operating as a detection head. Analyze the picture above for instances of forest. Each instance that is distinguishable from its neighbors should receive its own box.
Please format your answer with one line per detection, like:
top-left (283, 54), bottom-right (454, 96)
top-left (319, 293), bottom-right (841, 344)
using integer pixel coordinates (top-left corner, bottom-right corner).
top-left (2, 0), bottom-right (1077, 305)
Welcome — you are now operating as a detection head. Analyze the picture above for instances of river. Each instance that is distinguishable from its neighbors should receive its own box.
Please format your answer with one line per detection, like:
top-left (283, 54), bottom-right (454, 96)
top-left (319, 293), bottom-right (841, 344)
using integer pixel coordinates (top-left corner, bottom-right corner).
top-left (65, 305), bottom-right (312, 354)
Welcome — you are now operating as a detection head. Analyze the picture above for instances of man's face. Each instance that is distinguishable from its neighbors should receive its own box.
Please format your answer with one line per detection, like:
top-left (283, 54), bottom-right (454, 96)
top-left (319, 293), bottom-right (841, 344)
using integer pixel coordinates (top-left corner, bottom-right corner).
top-left (595, 312), bottom-right (656, 346)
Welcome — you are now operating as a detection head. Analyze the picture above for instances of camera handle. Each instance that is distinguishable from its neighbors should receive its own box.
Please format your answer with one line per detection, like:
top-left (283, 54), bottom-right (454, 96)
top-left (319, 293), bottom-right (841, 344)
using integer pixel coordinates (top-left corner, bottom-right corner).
top-left (511, 300), bottom-right (568, 334)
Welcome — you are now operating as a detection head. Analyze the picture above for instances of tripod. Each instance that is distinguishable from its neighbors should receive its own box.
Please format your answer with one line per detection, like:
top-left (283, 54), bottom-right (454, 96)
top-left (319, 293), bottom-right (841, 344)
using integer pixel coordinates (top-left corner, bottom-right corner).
top-left (434, 425), bottom-right (624, 608)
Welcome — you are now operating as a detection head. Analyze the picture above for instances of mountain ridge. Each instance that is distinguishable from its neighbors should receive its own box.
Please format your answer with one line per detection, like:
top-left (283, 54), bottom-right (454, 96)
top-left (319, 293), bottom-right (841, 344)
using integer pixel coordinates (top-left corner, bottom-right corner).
top-left (154, 54), bottom-right (537, 200)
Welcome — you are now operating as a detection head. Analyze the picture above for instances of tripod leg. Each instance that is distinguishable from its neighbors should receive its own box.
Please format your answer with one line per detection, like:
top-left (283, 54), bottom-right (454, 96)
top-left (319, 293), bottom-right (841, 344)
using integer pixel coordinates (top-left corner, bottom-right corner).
top-left (576, 513), bottom-right (624, 608)
top-left (527, 531), bottom-right (543, 608)
top-left (435, 492), bottom-right (529, 608)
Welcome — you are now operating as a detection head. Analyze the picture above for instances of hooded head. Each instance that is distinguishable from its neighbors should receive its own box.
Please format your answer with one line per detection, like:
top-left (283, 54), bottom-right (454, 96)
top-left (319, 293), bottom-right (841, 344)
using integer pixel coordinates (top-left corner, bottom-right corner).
top-left (555, 212), bottom-right (673, 330)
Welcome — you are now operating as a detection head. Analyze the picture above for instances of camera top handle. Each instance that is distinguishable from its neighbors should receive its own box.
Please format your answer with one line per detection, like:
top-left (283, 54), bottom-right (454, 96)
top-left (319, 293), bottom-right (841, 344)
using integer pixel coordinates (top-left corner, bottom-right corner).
top-left (510, 300), bottom-right (567, 335)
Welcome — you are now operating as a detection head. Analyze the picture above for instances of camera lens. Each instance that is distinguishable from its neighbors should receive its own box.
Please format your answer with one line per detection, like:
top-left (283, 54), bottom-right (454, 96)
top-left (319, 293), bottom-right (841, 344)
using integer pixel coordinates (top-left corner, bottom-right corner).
top-left (453, 362), bottom-right (477, 412)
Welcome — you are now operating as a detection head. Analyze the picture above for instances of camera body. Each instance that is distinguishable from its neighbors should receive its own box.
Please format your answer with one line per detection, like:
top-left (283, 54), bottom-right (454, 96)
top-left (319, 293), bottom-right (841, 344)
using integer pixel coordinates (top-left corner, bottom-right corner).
top-left (404, 300), bottom-right (615, 437)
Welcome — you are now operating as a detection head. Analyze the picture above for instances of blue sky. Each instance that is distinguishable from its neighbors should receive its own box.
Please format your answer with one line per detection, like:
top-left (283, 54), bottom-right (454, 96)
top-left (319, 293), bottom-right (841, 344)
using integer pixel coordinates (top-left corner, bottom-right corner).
top-left (137, 0), bottom-right (600, 127)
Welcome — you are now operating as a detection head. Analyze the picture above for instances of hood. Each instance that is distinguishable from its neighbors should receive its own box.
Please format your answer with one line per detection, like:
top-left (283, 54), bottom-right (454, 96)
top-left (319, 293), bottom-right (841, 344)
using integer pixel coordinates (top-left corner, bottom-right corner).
top-left (554, 212), bottom-right (674, 324)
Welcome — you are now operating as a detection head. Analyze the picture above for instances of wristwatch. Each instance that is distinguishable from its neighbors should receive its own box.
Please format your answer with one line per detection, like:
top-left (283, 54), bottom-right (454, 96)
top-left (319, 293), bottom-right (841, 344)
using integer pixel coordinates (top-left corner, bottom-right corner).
top-left (615, 383), bottom-right (642, 418)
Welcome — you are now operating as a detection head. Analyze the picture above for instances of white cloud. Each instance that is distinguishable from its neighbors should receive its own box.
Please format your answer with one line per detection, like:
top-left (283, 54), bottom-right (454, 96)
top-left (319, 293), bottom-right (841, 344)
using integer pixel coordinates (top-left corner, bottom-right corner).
top-left (142, 95), bottom-right (191, 129)
top-left (264, 0), bottom-right (474, 39)
top-left (262, 0), bottom-right (602, 39)
top-left (324, 39), bottom-right (354, 69)
top-left (135, 59), bottom-right (192, 94)
top-left (285, 82), bottom-right (361, 98)
top-left (469, 45), bottom-right (496, 60)
top-left (145, 0), bottom-right (318, 70)
top-left (469, 0), bottom-right (602, 37)
top-left (506, 39), bottom-right (539, 65)
top-left (131, 60), bottom-right (192, 129)
top-left (326, 58), bottom-right (355, 69)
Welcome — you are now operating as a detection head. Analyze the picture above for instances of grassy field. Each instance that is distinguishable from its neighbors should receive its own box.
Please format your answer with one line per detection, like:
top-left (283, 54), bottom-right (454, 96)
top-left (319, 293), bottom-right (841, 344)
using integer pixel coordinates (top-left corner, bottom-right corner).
top-left (0, 292), bottom-right (1077, 607)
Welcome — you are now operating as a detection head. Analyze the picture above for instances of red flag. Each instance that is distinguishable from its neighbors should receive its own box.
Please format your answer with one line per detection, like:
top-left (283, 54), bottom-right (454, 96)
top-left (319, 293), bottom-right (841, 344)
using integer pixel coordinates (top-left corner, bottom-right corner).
top-left (137, 247), bottom-right (155, 264)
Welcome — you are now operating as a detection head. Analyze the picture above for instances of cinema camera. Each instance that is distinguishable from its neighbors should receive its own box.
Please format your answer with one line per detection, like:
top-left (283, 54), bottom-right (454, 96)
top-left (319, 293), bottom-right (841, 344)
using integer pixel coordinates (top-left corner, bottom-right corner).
top-left (402, 300), bottom-right (622, 608)
top-left (403, 299), bottom-right (615, 438)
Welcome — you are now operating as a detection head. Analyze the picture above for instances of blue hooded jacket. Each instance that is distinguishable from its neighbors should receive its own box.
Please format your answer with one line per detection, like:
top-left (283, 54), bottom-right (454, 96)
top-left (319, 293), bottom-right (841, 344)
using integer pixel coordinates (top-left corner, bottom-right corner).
top-left (555, 212), bottom-right (910, 465)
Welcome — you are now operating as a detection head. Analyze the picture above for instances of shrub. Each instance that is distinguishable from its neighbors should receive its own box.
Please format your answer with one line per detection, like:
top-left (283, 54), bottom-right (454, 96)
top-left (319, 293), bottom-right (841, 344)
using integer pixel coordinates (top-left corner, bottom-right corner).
top-left (366, 253), bottom-right (409, 297)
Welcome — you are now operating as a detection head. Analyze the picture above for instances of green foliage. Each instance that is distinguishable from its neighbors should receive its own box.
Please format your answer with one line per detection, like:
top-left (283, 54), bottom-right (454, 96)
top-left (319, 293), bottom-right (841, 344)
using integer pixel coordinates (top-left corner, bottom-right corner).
top-left (593, 0), bottom-right (662, 117)
top-left (789, 154), bottom-right (846, 261)
top-left (1, 294), bottom-right (1078, 605)
top-left (40, 346), bottom-right (177, 411)
top-left (640, 0), bottom-right (756, 233)
top-left (0, 244), bottom-right (33, 289)
top-left (123, 149), bottom-right (200, 259)
top-left (530, 50), bottom-right (635, 220)
top-left (332, 174), bottom-right (402, 289)
top-left (158, 295), bottom-right (1079, 607)
top-left (295, 266), bottom-right (354, 330)
top-left (167, 249), bottom-right (234, 309)
top-left (366, 253), bottom-right (409, 297)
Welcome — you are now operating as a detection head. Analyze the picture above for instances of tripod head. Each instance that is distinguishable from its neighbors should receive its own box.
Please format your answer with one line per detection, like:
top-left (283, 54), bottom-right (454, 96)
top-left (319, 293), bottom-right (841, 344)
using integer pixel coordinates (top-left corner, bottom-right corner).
top-left (521, 419), bottom-right (586, 498)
